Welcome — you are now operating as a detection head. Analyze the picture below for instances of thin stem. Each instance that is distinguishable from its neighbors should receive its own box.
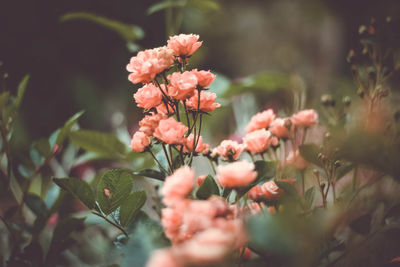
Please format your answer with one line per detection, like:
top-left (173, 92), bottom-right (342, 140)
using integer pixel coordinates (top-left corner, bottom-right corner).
top-left (175, 101), bottom-right (180, 122)
top-left (195, 114), bottom-right (203, 148)
top-left (93, 212), bottom-right (128, 238)
top-left (162, 144), bottom-right (173, 173)
top-left (168, 145), bottom-right (174, 171)
top-left (260, 153), bottom-right (265, 160)
top-left (148, 150), bottom-right (169, 174)
top-left (208, 159), bottom-right (216, 175)
top-left (182, 100), bottom-right (191, 127)
top-left (301, 170), bottom-right (305, 196)
top-left (301, 127), bottom-right (308, 145)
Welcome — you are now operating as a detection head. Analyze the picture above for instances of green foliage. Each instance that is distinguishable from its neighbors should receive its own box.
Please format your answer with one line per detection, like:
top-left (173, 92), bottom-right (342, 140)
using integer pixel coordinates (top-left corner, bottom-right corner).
top-left (299, 144), bottom-right (322, 167)
top-left (24, 193), bottom-right (48, 218)
top-left (51, 110), bottom-right (85, 147)
top-left (147, 0), bottom-right (220, 15)
top-left (53, 177), bottom-right (96, 209)
top-left (15, 75), bottom-right (30, 108)
top-left (196, 175), bottom-right (219, 200)
top-left (134, 169), bottom-right (166, 181)
top-left (119, 191), bottom-right (147, 227)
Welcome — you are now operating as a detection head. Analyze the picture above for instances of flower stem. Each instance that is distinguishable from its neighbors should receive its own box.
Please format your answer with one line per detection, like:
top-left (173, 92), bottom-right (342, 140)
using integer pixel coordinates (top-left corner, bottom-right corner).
top-left (148, 150), bottom-right (169, 174)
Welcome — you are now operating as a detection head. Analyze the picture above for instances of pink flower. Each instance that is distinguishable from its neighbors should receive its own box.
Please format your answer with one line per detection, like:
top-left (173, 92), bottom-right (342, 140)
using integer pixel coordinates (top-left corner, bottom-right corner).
top-left (216, 160), bottom-right (257, 188)
top-left (138, 113), bottom-right (166, 136)
top-left (183, 134), bottom-right (209, 154)
top-left (185, 90), bottom-right (220, 113)
top-left (191, 69), bottom-right (216, 87)
top-left (243, 129), bottom-right (277, 153)
top-left (216, 140), bottom-right (245, 161)
top-left (133, 83), bottom-right (163, 109)
top-left (196, 174), bottom-right (208, 187)
top-left (269, 118), bottom-right (290, 138)
top-left (246, 109), bottom-right (276, 133)
top-left (131, 131), bottom-right (150, 152)
top-left (153, 117), bottom-right (188, 144)
top-left (261, 181), bottom-right (283, 200)
top-left (127, 46), bottom-right (174, 84)
top-left (286, 150), bottom-right (309, 169)
top-left (248, 185), bottom-right (264, 201)
top-left (168, 71), bottom-right (198, 100)
top-left (146, 249), bottom-right (182, 267)
top-left (162, 207), bottom-right (183, 241)
top-left (167, 34), bottom-right (202, 56)
top-left (156, 101), bottom-right (175, 115)
top-left (177, 228), bottom-right (235, 264)
top-left (291, 109), bottom-right (318, 127)
top-left (161, 166), bottom-right (194, 206)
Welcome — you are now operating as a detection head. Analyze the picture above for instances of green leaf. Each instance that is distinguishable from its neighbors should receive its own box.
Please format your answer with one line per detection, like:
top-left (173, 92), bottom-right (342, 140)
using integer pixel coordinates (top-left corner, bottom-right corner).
top-left (196, 175), bottom-right (219, 200)
top-left (0, 91), bottom-right (10, 111)
top-left (24, 193), bottom-right (48, 218)
top-left (96, 169), bottom-right (134, 215)
top-left (60, 12), bottom-right (144, 43)
top-left (349, 214), bottom-right (372, 235)
top-left (53, 177), bottom-right (96, 209)
top-left (147, 0), bottom-right (186, 15)
top-left (299, 144), bottom-right (321, 167)
top-left (69, 130), bottom-right (126, 159)
top-left (336, 163), bottom-right (354, 180)
top-left (187, 0), bottom-right (220, 11)
top-left (275, 181), bottom-right (299, 200)
top-left (134, 169), bottom-right (166, 181)
top-left (15, 75), bottom-right (30, 108)
top-left (53, 110), bottom-right (85, 146)
top-left (32, 138), bottom-right (51, 158)
top-left (304, 186), bottom-right (316, 209)
top-left (119, 191), bottom-right (147, 227)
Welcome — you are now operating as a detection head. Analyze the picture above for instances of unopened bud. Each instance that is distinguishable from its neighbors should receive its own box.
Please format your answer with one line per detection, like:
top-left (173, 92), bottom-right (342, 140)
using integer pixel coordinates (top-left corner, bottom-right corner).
top-left (334, 160), bottom-right (341, 168)
top-left (321, 94), bottom-right (335, 106)
top-left (342, 96), bottom-right (351, 106)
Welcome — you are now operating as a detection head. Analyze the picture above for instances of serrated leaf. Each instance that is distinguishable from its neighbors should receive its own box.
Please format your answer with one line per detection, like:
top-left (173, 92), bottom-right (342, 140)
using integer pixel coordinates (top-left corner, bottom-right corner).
top-left (97, 169), bottom-right (134, 215)
top-left (53, 177), bottom-right (96, 209)
top-left (60, 12), bottom-right (144, 43)
top-left (134, 169), bottom-right (166, 181)
top-left (69, 130), bottom-right (126, 159)
top-left (196, 175), bottom-right (219, 200)
top-left (24, 193), bottom-right (48, 218)
top-left (304, 186), bottom-right (316, 209)
top-left (15, 75), bottom-right (30, 108)
top-left (299, 144), bottom-right (321, 167)
top-left (119, 191), bottom-right (147, 227)
top-left (53, 110), bottom-right (85, 146)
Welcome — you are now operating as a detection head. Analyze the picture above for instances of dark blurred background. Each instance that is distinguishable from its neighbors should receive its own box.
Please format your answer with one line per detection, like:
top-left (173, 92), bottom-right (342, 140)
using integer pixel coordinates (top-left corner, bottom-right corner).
top-left (1, 0), bottom-right (399, 149)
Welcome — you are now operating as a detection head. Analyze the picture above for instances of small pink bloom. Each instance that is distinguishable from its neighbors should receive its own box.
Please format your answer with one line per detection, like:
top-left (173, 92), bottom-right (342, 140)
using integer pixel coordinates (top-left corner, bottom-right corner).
top-left (167, 34), bottom-right (202, 56)
top-left (161, 166), bottom-right (195, 206)
top-left (183, 134), bottom-right (209, 154)
top-left (261, 181), bottom-right (283, 200)
top-left (133, 83), bottom-right (163, 109)
top-left (287, 150), bottom-right (309, 169)
top-left (196, 174), bottom-right (208, 187)
top-left (191, 69), bottom-right (216, 87)
top-left (242, 248), bottom-right (253, 260)
top-left (291, 109), bottom-right (318, 127)
top-left (390, 257), bottom-right (400, 263)
top-left (162, 207), bottom-right (183, 241)
top-left (127, 46), bottom-right (174, 84)
top-left (153, 117), bottom-right (188, 144)
top-left (156, 101), bottom-right (175, 115)
top-left (168, 71), bottom-right (198, 100)
top-left (131, 131), bottom-right (150, 152)
top-left (246, 109), bottom-right (276, 133)
top-left (248, 185), bottom-right (264, 201)
top-left (47, 213), bottom-right (59, 227)
top-left (243, 129), bottom-right (275, 154)
top-left (216, 160), bottom-right (257, 188)
top-left (269, 118), bottom-right (290, 138)
top-left (138, 113), bottom-right (166, 136)
top-left (185, 90), bottom-right (220, 113)
top-left (216, 140), bottom-right (245, 161)
top-left (146, 249), bottom-right (182, 267)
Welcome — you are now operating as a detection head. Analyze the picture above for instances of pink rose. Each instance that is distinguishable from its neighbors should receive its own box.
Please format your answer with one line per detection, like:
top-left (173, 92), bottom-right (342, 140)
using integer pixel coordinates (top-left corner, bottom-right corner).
top-left (246, 109), bottom-right (276, 133)
top-left (248, 185), bottom-right (264, 201)
top-left (269, 118), bottom-right (290, 138)
top-left (162, 207), bottom-right (183, 241)
top-left (291, 109), bottom-right (318, 127)
top-left (185, 90), bottom-right (221, 113)
top-left (130, 131), bottom-right (151, 152)
top-left (127, 46), bottom-right (174, 84)
top-left (216, 140), bottom-right (245, 161)
top-left (286, 150), bottom-right (309, 169)
top-left (133, 83), bottom-right (163, 109)
top-left (138, 113), bottom-right (166, 136)
top-left (153, 117), bottom-right (188, 144)
top-left (183, 134), bottom-right (209, 154)
top-left (168, 71), bottom-right (198, 100)
top-left (167, 34), bottom-right (202, 56)
top-left (146, 249), bottom-right (182, 267)
top-left (156, 101), bottom-right (175, 115)
top-left (161, 166), bottom-right (194, 206)
top-left (191, 69), bottom-right (216, 87)
top-left (216, 160), bottom-right (257, 188)
top-left (261, 181), bottom-right (283, 200)
top-left (196, 174), bottom-right (208, 187)
top-left (243, 129), bottom-right (276, 153)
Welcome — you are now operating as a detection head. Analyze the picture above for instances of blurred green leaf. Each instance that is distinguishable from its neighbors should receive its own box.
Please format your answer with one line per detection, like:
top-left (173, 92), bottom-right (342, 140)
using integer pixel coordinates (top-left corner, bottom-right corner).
top-left (224, 72), bottom-right (290, 98)
top-left (134, 169), bottom-right (166, 181)
top-left (147, 0), bottom-right (186, 15)
top-left (15, 74), bottom-right (30, 108)
top-left (196, 175), bottom-right (219, 200)
top-left (24, 193), bottom-right (48, 218)
top-left (299, 144), bottom-right (322, 167)
top-left (69, 130), bottom-right (126, 159)
top-left (97, 169), bottom-right (134, 215)
top-left (304, 186), bottom-right (315, 209)
top-left (119, 190), bottom-right (147, 227)
top-left (52, 110), bottom-right (85, 146)
top-left (53, 177), bottom-right (96, 209)
top-left (336, 163), bottom-right (354, 181)
top-left (60, 12), bottom-right (144, 43)
top-left (187, 0), bottom-right (220, 11)
top-left (275, 181), bottom-right (300, 200)
top-left (0, 91), bottom-right (10, 111)
top-left (33, 138), bottom-right (51, 158)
